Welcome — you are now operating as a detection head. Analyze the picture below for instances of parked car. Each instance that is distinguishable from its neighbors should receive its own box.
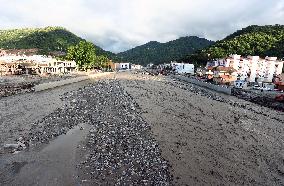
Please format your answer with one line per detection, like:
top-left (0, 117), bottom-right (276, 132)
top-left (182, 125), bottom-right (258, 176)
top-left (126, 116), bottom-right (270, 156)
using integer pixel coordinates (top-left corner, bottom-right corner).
top-left (259, 87), bottom-right (272, 91)
top-left (253, 85), bottom-right (260, 90)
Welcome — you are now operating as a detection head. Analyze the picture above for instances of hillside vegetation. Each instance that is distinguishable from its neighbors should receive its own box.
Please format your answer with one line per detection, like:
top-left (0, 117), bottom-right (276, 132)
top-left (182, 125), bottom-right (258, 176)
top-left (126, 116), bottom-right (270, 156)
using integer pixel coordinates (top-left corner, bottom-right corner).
top-left (183, 25), bottom-right (284, 65)
top-left (0, 26), bottom-right (113, 57)
top-left (116, 36), bottom-right (214, 66)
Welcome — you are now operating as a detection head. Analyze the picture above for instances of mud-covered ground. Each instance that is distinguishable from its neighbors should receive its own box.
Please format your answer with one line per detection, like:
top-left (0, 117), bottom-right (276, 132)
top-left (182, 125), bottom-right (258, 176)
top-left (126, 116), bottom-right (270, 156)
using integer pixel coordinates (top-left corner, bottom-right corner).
top-left (0, 73), bottom-right (170, 185)
top-left (0, 71), bottom-right (284, 185)
top-left (119, 72), bottom-right (284, 185)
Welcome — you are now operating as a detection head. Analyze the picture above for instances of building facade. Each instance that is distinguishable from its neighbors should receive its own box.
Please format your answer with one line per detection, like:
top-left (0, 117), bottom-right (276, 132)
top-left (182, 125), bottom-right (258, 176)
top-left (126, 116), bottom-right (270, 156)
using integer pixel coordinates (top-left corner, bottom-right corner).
top-left (131, 64), bottom-right (143, 70)
top-left (115, 63), bottom-right (131, 70)
top-left (206, 55), bottom-right (283, 83)
top-left (171, 62), bottom-right (194, 74)
top-left (0, 54), bottom-right (76, 75)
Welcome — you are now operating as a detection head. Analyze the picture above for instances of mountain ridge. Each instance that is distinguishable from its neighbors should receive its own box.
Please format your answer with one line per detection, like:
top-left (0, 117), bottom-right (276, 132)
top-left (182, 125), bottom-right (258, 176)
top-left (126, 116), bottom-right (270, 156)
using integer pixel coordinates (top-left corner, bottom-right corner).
top-left (182, 24), bottom-right (284, 66)
top-left (116, 36), bottom-right (214, 65)
top-left (0, 26), bottom-right (114, 57)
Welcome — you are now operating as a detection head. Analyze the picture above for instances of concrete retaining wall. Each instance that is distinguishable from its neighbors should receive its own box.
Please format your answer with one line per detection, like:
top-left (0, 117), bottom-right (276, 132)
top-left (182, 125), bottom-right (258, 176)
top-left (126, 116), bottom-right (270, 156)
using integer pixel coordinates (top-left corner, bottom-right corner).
top-left (174, 75), bottom-right (232, 95)
top-left (88, 72), bottom-right (114, 79)
top-left (34, 72), bottom-right (115, 92)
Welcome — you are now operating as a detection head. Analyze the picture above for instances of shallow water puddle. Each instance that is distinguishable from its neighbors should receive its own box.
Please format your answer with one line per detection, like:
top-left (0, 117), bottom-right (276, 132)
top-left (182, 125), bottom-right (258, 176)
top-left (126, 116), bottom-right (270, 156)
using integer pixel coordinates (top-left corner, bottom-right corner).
top-left (6, 123), bottom-right (90, 186)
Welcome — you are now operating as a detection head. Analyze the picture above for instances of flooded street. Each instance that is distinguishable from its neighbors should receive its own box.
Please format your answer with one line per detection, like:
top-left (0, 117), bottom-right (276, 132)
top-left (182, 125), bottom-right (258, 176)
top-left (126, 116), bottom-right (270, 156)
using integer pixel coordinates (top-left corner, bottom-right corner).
top-left (0, 71), bottom-right (284, 185)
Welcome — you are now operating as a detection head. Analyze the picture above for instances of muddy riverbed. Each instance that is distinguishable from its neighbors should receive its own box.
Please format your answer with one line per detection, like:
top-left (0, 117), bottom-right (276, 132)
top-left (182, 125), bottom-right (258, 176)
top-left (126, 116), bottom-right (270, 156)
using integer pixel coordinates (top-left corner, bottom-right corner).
top-left (119, 72), bottom-right (284, 185)
top-left (0, 71), bottom-right (284, 185)
top-left (0, 73), bottom-right (171, 185)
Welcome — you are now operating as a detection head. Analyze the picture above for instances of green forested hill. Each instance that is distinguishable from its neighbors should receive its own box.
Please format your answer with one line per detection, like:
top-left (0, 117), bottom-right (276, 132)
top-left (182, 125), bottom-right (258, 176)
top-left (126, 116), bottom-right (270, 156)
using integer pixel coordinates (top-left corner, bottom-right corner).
top-left (0, 26), bottom-right (113, 57)
top-left (116, 36), bottom-right (214, 66)
top-left (183, 25), bottom-right (284, 65)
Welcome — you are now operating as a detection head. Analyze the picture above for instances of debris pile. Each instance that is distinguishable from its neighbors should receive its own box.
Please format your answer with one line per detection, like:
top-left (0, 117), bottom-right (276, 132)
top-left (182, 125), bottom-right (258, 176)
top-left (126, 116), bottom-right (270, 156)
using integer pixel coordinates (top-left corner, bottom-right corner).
top-left (232, 88), bottom-right (284, 112)
top-left (0, 74), bottom-right (79, 98)
top-left (3, 137), bottom-right (29, 154)
top-left (171, 75), bottom-right (284, 112)
top-left (0, 82), bottom-right (34, 97)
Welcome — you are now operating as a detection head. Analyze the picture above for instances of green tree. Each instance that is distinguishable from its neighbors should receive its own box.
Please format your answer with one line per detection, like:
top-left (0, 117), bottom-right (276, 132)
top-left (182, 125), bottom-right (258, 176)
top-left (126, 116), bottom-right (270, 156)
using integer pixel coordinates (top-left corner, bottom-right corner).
top-left (66, 41), bottom-right (109, 71)
top-left (0, 27), bottom-right (114, 57)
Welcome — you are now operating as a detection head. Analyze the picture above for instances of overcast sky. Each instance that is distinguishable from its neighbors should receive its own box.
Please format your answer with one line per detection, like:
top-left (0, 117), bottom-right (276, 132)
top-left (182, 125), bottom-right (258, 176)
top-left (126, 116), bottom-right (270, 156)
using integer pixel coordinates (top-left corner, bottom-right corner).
top-left (0, 0), bottom-right (284, 53)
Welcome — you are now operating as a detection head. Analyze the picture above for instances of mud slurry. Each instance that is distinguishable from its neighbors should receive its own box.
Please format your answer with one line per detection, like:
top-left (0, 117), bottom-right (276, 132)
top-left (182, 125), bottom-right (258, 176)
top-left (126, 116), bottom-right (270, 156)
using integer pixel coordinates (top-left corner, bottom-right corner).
top-left (75, 80), bottom-right (171, 185)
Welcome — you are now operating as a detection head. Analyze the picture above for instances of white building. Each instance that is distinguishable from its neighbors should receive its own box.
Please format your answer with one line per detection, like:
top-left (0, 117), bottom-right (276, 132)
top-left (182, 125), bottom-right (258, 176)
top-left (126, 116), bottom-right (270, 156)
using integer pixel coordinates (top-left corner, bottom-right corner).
top-left (0, 54), bottom-right (76, 75)
top-left (39, 60), bottom-right (76, 74)
top-left (171, 62), bottom-right (194, 75)
top-left (131, 64), bottom-right (142, 70)
top-left (115, 63), bottom-right (131, 70)
top-left (206, 55), bottom-right (283, 83)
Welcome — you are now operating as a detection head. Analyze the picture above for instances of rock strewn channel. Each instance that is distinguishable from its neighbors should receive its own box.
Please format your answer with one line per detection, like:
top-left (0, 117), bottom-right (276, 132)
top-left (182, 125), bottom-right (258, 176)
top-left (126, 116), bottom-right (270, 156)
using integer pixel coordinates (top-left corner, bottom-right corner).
top-left (26, 79), bottom-right (171, 185)
top-left (75, 80), bottom-right (171, 185)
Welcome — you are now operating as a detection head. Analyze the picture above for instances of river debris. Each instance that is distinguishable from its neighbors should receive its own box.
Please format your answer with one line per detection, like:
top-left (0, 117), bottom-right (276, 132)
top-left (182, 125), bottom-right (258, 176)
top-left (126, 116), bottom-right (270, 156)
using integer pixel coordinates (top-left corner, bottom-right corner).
top-left (0, 82), bottom-right (34, 97)
top-left (3, 137), bottom-right (29, 153)
top-left (0, 74), bottom-right (80, 98)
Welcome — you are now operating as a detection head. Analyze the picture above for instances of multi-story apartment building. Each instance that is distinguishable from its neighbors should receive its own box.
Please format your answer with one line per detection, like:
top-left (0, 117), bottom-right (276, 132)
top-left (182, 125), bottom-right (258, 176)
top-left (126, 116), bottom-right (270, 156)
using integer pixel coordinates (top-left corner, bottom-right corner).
top-left (206, 55), bottom-right (283, 83)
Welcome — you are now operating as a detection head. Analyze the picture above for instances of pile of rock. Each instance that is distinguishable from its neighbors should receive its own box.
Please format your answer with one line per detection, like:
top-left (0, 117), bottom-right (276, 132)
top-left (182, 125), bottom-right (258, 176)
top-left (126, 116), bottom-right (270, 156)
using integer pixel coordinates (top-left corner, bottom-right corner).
top-left (232, 89), bottom-right (284, 112)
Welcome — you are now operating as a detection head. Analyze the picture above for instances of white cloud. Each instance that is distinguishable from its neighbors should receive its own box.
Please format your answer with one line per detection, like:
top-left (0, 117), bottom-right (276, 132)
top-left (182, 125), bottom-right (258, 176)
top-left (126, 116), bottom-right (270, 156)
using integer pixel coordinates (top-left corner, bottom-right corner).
top-left (0, 0), bottom-right (283, 53)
